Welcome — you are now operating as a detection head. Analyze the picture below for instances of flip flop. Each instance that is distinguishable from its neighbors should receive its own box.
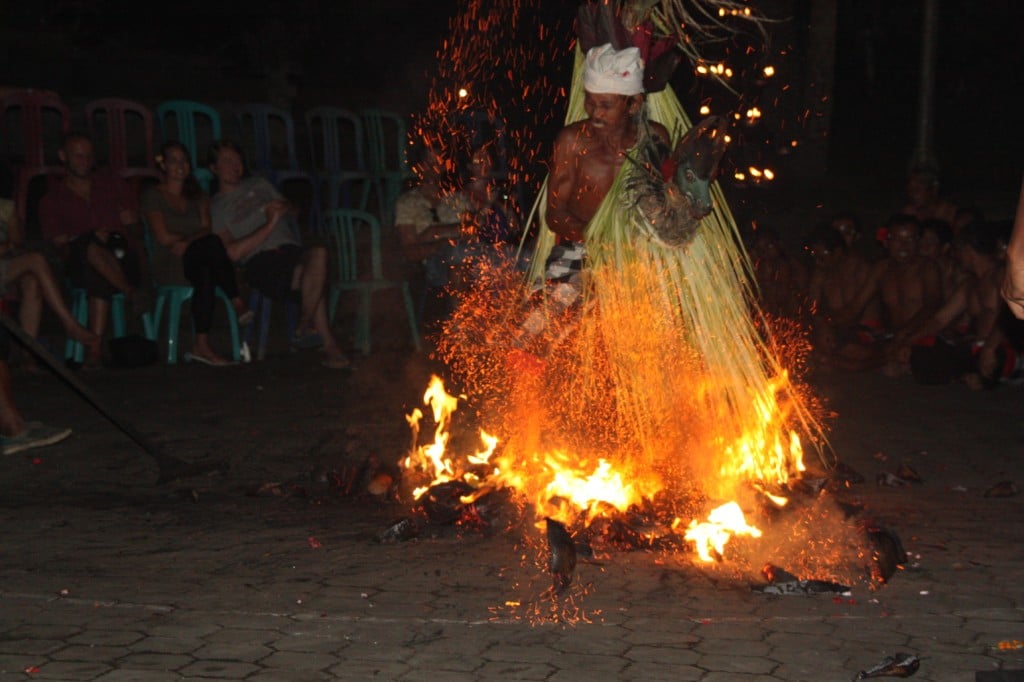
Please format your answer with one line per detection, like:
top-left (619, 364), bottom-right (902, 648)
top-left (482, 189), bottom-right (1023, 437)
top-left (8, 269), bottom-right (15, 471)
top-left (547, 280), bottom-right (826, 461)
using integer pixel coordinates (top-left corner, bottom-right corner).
top-left (236, 310), bottom-right (256, 327)
top-left (185, 353), bottom-right (234, 367)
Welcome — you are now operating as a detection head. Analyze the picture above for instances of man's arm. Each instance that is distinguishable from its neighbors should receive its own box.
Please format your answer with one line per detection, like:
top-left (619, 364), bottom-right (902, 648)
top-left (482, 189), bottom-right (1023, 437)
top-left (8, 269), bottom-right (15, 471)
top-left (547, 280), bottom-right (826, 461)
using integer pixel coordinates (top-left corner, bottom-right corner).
top-left (894, 260), bottom-right (944, 341)
top-left (906, 279), bottom-right (969, 344)
top-left (834, 259), bottom-right (884, 327)
top-left (216, 200), bottom-right (288, 263)
top-left (545, 127), bottom-right (587, 241)
top-left (1001, 177), bottom-right (1024, 317)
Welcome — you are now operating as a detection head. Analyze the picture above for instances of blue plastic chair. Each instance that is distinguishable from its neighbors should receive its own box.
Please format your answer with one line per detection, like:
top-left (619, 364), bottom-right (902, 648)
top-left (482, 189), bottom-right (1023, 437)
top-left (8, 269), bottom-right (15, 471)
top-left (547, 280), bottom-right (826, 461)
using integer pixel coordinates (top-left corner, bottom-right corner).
top-left (244, 289), bottom-right (298, 361)
top-left (141, 221), bottom-right (242, 364)
top-left (304, 107), bottom-right (371, 220)
top-left (322, 209), bottom-right (420, 355)
top-left (64, 290), bottom-right (128, 363)
top-left (236, 103), bottom-right (300, 177)
top-left (155, 100), bottom-right (222, 191)
top-left (361, 109), bottom-right (414, 227)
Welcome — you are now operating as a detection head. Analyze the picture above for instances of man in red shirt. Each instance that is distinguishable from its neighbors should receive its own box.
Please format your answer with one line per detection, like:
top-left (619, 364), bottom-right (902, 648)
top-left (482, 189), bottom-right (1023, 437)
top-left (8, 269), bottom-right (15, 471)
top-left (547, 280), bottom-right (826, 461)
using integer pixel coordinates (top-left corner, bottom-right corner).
top-left (39, 133), bottom-right (142, 365)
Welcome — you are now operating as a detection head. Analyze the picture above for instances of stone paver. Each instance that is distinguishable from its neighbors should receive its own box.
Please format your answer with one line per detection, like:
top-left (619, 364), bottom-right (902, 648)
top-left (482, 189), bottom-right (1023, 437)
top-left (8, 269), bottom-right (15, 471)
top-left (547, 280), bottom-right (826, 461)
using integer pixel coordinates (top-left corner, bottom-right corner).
top-left (0, 339), bottom-right (1022, 682)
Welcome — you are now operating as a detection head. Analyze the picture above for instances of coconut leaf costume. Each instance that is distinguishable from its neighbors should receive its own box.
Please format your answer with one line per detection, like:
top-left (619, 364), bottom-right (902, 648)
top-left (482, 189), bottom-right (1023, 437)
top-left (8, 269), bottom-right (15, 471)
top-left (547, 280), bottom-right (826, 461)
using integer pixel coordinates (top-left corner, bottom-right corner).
top-left (517, 1), bottom-right (829, 481)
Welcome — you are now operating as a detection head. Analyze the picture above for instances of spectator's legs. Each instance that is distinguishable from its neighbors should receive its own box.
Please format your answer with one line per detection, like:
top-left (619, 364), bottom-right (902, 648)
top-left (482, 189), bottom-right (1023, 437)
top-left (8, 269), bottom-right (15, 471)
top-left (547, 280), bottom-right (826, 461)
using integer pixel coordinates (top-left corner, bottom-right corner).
top-left (294, 245), bottom-right (346, 366)
top-left (86, 297), bottom-right (108, 365)
top-left (0, 360), bottom-right (25, 437)
top-left (15, 273), bottom-right (42, 339)
top-left (6, 253), bottom-right (98, 349)
top-left (84, 242), bottom-right (134, 295)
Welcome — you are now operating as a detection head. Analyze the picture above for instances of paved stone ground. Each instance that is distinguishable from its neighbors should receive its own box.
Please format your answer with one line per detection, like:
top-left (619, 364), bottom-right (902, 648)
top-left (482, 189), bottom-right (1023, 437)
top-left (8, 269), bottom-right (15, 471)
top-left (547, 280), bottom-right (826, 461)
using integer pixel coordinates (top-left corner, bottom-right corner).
top-left (0, 319), bottom-right (1023, 681)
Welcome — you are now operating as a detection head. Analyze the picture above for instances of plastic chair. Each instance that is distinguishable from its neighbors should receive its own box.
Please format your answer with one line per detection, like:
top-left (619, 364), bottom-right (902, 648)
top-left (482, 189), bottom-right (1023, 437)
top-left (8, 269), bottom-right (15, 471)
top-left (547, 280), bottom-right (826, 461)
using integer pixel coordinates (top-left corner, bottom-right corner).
top-left (84, 98), bottom-right (157, 173)
top-left (141, 220), bottom-right (242, 364)
top-left (0, 89), bottom-right (71, 168)
top-left (155, 100), bottom-right (222, 170)
top-left (13, 165), bottom-right (64, 240)
top-left (236, 103), bottom-right (301, 177)
top-left (322, 209), bottom-right (420, 355)
top-left (361, 109), bottom-right (414, 226)
top-left (245, 289), bottom-right (298, 361)
top-left (64, 290), bottom-right (129, 364)
top-left (304, 107), bottom-right (371, 220)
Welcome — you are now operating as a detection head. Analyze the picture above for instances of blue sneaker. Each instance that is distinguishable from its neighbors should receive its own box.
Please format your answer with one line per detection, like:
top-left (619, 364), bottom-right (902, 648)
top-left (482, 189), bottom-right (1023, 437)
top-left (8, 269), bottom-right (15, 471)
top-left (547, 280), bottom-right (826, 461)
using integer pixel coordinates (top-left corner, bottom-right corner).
top-left (1, 422), bottom-right (72, 455)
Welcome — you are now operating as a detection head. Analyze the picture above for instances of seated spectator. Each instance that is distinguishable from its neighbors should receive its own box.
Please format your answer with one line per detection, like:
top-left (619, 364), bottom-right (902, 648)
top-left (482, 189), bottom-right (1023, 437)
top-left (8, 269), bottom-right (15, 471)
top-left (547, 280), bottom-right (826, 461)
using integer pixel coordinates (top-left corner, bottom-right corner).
top-left (906, 221), bottom-right (1020, 387)
top-left (207, 140), bottom-right (348, 369)
top-left (397, 144), bottom-right (519, 314)
top-left (0, 198), bottom-right (99, 365)
top-left (0, 326), bottom-right (71, 454)
top-left (750, 225), bottom-right (807, 319)
top-left (396, 145), bottom-right (469, 284)
top-left (805, 226), bottom-right (884, 370)
top-left (902, 167), bottom-right (957, 225)
top-left (39, 132), bottom-right (144, 367)
top-left (140, 142), bottom-right (253, 366)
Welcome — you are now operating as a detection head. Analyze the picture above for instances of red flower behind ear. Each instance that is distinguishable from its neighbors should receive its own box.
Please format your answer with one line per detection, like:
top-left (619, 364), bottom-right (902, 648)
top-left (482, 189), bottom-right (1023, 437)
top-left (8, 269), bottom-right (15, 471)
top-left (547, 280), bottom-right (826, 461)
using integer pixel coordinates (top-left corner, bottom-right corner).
top-left (876, 227), bottom-right (889, 243)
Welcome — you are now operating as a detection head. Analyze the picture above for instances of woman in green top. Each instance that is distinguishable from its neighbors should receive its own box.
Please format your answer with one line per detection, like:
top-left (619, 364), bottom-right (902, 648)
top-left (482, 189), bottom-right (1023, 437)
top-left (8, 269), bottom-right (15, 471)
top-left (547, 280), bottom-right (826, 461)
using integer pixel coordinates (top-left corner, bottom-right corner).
top-left (140, 142), bottom-right (252, 365)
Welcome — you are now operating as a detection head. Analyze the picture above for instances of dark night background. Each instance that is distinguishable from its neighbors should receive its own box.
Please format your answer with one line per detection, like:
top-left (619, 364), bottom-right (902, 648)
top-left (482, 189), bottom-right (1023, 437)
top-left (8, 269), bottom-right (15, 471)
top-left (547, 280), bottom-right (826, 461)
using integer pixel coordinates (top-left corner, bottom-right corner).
top-left (2, 0), bottom-right (1021, 224)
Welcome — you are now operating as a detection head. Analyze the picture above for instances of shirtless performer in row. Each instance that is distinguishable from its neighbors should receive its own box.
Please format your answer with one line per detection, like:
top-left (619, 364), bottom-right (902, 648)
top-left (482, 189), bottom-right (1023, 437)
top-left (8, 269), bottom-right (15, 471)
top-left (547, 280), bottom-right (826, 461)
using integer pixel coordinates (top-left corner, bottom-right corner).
top-left (839, 214), bottom-right (943, 375)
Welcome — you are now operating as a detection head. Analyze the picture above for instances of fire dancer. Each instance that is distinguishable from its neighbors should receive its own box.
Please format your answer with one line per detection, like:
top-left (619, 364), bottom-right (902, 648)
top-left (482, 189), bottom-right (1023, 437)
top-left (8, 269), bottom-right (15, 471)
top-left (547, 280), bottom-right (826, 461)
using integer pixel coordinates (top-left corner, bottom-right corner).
top-left (546, 44), bottom-right (669, 266)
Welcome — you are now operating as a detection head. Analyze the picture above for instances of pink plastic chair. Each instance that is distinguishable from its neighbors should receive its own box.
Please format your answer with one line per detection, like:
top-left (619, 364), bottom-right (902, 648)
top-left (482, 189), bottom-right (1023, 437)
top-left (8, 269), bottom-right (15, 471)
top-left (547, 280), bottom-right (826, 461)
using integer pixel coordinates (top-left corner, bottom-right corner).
top-left (84, 97), bottom-right (157, 173)
top-left (0, 89), bottom-right (71, 168)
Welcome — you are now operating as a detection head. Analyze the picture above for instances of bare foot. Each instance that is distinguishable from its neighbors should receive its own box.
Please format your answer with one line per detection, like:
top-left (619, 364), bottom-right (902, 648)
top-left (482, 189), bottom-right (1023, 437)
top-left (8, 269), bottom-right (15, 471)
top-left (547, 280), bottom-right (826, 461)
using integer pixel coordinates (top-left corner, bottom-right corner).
top-left (321, 348), bottom-right (351, 370)
top-left (189, 349), bottom-right (231, 366)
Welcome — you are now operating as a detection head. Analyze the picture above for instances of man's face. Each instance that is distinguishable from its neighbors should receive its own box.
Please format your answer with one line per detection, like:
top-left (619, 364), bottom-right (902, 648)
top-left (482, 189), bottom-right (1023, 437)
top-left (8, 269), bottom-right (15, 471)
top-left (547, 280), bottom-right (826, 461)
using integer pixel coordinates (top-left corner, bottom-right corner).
top-left (887, 223), bottom-right (918, 263)
top-left (918, 230), bottom-right (943, 259)
top-left (583, 92), bottom-right (633, 131)
top-left (60, 138), bottom-right (95, 179)
top-left (211, 147), bottom-right (244, 185)
top-left (832, 219), bottom-right (858, 247)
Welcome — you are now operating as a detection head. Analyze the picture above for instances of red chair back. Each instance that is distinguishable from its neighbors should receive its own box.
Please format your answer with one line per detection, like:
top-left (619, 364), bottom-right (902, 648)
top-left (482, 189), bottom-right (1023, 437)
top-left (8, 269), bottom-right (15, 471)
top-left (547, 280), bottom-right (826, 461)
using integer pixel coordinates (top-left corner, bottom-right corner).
top-left (84, 97), bottom-right (157, 172)
top-left (0, 89), bottom-right (71, 168)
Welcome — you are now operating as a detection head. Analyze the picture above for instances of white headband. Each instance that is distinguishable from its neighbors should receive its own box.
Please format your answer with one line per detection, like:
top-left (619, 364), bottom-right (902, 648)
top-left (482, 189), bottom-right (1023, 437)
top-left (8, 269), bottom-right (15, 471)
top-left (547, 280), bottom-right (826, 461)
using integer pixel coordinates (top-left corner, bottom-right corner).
top-left (583, 43), bottom-right (644, 96)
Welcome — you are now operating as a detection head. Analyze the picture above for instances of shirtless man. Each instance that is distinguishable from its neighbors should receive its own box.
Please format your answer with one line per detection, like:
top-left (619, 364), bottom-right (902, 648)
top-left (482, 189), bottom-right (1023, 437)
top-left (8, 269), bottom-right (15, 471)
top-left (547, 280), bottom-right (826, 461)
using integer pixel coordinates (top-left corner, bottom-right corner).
top-left (546, 43), bottom-right (670, 246)
top-left (843, 214), bottom-right (943, 374)
top-left (909, 221), bottom-right (1012, 386)
top-left (804, 226), bottom-right (881, 368)
top-left (519, 43), bottom-right (669, 338)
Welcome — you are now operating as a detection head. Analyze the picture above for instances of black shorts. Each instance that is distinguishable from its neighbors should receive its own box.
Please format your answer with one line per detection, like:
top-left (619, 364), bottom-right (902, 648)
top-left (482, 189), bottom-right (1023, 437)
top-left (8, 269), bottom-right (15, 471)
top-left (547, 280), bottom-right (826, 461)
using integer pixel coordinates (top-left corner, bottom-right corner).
top-left (67, 232), bottom-right (141, 301)
top-left (243, 245), bottom-right (304, 300)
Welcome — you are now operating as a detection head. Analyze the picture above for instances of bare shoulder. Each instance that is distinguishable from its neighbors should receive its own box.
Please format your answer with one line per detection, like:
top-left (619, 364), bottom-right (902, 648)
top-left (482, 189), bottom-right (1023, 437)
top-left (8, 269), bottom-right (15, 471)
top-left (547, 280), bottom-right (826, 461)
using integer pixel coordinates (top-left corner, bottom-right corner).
top-left (554, 121), bottom-right (587, 150)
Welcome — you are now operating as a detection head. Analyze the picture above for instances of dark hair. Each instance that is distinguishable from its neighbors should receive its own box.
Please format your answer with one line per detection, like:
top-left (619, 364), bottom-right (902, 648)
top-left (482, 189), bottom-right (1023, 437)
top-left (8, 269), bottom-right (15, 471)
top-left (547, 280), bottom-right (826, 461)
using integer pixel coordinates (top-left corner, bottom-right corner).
top-left (920, 218), bottom-right (953, 245)
top-left (60, 130), bottom-right (93, 149)
top-left (884, 213), bottom-right (920, 232)
top-left (956, 220), bottom-right (999, 256)
top-left (830, 210), bottom-right (861, 231)
top-left (157, 141), bottom-right (203, 200)
top-left (206, 139), bottom-right (248, 195)
top-left (804, 225), bottom-right (844, 254)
